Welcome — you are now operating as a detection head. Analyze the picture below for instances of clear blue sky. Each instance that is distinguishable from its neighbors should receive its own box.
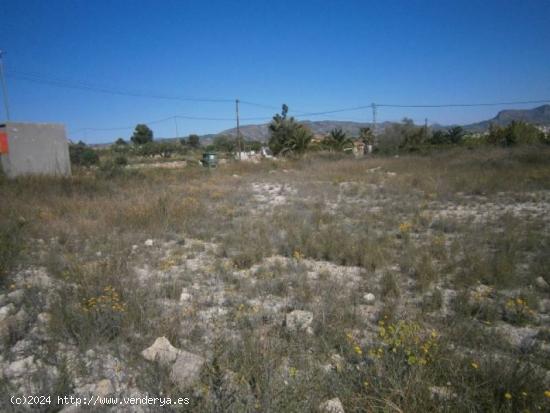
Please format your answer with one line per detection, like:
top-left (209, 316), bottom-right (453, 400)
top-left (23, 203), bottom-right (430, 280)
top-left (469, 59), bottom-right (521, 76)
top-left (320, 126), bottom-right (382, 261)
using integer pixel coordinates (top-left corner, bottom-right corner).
top-left (1, 0), bottom-right (549, 143)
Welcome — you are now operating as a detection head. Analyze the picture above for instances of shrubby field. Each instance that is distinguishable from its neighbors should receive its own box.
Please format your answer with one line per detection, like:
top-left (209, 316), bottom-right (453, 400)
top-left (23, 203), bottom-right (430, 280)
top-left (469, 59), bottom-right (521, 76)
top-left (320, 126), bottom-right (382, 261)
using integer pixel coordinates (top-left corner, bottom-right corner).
top-left (1, 145), bottom-right (550, 412)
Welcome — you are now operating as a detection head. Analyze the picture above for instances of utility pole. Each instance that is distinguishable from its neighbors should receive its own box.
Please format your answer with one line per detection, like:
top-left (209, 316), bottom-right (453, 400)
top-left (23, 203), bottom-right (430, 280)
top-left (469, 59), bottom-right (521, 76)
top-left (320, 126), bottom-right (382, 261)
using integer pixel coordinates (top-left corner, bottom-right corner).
top-left (0, 50), bottom-right (11, 120)
top-left (371, 102), bottom-right (377, 135)
top-left (235, 99), bottom-right (241, 160)
top-left (174, 117), bottom-right (179, 140)
top-left (424, 118), bottom-right (428, 140)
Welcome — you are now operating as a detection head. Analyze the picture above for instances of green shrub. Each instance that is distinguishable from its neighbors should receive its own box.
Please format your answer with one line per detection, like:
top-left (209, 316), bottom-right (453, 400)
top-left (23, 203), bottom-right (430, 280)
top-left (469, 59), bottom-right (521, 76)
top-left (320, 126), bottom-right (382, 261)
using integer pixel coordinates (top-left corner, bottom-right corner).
top-left (114, 155), bottom-right (128, 166)
top-left (487, 121), bottom-right (545, 146)
top-left (69, 142), bottom-right (100, 166)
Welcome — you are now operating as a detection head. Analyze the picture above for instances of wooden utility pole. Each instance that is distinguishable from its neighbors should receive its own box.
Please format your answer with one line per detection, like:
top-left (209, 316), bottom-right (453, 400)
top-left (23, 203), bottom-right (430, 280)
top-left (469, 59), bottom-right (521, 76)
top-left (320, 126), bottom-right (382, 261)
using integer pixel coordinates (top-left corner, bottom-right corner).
top-left (371, 102), bottom-right (377, 135)
top-left (174, 117), bottom-right (179, 140)
top-left (0, 50), bottom-right (11, 120)
top-left (236, 99), bottom-right (241, 160)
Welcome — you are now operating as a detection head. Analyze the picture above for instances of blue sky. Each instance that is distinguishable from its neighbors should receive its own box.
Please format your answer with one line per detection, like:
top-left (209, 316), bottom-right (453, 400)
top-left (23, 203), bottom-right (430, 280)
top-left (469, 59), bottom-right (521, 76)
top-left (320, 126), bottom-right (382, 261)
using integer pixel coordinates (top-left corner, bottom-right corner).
top-left (1, 0), bottom-right (549, 143)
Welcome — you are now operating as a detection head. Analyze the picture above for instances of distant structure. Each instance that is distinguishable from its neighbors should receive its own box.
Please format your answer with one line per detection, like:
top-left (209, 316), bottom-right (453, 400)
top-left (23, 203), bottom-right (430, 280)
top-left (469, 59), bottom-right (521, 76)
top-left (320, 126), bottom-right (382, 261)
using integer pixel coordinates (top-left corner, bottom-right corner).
top-left (352, 140), bottom-right (366, 157)
top-left (0, 122), bottom-right (71, 178)
top-left (234, 147), bottom-right (273, 162)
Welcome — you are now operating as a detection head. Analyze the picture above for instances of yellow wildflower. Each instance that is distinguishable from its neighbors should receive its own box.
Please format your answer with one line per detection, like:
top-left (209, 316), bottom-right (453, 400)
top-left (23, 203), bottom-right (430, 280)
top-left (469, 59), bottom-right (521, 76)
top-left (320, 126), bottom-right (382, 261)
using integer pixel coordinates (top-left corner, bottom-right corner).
top-left (471, 362), bottom-right (479, 369)
top-left (399, 222), bottom-right (412, 233)
top-left (292, 250), bottom-right (304, 260)
top-left (504, 392), bottom-right (512, 400)
top-left (354, 346), bottom-right (363, 355)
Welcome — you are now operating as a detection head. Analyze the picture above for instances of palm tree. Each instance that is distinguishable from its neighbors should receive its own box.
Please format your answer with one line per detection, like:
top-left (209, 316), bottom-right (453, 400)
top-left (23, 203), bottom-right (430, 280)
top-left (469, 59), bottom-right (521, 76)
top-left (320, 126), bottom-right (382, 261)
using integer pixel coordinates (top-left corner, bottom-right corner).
top-left (359, 127), bottom-right (375, 145)
top-left (268, 104), bottom-right (312, 155)
top-left (326, 128), bottom-right (352, 151)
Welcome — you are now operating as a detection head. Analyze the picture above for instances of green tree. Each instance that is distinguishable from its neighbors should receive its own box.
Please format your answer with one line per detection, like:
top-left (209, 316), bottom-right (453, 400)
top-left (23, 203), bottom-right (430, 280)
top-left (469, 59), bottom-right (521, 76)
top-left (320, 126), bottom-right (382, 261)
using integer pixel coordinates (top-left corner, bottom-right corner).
top-left (244, 140), bottom-right (263, 152)
top-left (131, 124), bottom-right (153, 145)
top-left (157, 142), bottom-right (177, 158)
top-left (446, 126), bottom-right (465, 144)
top-left (115, 138), bottom-right (127, 145)
top-left (398, 118), bottom-right (426, 150)
top-left (268, 104), bottom-right (313, 155)
top-left (187, 134), bottom-right (201, 148)
top-left (359, 127), bottom-right (375, 145)
top-left (487, 121), bottom-right (545, 146)
top-left (136, 142), bottom-right (156, 157)
top-left (428, 130), bottom-right (449, 145)
top-left (325, 128), bottom-right (352, 151)
top-left (212, 135), bottom-right (236, 152)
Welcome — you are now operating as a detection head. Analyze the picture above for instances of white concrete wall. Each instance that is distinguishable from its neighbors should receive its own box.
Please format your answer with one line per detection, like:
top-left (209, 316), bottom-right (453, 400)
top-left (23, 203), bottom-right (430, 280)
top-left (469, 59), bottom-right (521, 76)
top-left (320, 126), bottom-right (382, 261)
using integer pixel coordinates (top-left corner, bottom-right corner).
top-left (0, 122), bottom-right (71, 178)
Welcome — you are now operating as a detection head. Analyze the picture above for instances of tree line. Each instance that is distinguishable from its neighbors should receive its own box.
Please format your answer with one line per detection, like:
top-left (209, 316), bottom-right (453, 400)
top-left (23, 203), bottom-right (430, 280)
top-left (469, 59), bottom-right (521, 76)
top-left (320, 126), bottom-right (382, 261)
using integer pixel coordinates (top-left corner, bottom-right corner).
top-left (70, 109), bottom-right (550, 167)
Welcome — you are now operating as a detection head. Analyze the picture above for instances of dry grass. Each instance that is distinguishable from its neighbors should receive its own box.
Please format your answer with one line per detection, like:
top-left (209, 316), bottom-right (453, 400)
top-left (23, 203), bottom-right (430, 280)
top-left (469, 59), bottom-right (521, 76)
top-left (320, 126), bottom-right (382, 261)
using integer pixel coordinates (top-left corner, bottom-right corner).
top-left (1, 145), bottom-right (550, 411)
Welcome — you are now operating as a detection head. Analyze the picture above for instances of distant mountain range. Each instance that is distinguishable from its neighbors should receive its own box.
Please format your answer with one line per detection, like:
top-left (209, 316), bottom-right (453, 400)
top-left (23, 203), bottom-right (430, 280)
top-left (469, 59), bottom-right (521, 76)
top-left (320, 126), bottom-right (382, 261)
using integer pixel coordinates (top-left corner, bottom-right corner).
top-left (218, 120), bottom-right (391, 141)
top-left (90, 105), bottom-right (550, 147)
top-left (215, 105), bottom-right (550, 142)
top-left (461, 104), bottom-right (550, 132)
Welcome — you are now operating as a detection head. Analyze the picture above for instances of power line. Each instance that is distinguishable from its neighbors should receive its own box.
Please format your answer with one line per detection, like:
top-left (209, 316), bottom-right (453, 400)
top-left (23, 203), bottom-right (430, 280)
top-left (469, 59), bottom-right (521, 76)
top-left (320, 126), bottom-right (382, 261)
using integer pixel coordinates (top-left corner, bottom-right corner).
top-left (294, 104), bottom-right (373, 118)
top-left (70, 113), bottom-right (273, 134)
top-left (8, 69), bottom-right (550, 116)
top-left (6, 70), bottom-right (235, 103)
top-left (377, 99), bottom-right (550, 108)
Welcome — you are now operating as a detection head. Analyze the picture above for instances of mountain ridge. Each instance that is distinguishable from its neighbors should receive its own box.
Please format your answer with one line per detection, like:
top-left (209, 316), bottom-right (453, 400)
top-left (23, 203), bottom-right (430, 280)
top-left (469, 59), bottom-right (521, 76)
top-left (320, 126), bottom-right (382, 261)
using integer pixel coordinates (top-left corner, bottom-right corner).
top-left (89, 105), bottom-right (550, 146)
top-left (215, 105), bottom-right (550, 141)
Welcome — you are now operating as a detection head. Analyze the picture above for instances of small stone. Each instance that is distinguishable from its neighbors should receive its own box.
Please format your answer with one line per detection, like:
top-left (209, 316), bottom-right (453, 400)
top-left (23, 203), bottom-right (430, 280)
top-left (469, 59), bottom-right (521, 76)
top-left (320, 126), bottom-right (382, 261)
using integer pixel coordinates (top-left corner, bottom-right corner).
top-left (37, 312), bottom-right (52, 325)
top-left (5, 356), bottom-right (37, 379)
top-left (179, 289), bottom-right (192, 303)
top-left (144, 239), bottom-right (154, 247)
top-left (95, 379), bottom-right (114, 397)
top-left (538, 299), bottom-right (550, 314)
top-left (96, 251), bottom-right (102, 257)
top-left (170, 350), bottom-right (205, 390)
top-left (363, 293), bottom-right (376, 304)
top-left (7, 290), bottom-right (24, 305)
top-left (319, 397), bottom-right (345, 413)
top-left (0, 303), bottom-right (15, 321)
top-left (75, 378), bottom-right (114, 398)
top-left (535, 276), bottom-right (549, 290)
top-left (285, 310), bottom-right (313, 333)
top-left (16, 267), bottom-right (53, 288)
top-left (357, 305), bottom-right (379, 322)
top-left (141, 337), bottom-right (180, 365)
top-left (11, 339), bottom-right (32, 356)
top-left (14, 308), bottom-right (28, 324)
top-left (429, 385), bottom-right (457, 401)
top-left (473, 284), bottom-right (493, 296)
top-left (132, 245), bottom-right (139, 251)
